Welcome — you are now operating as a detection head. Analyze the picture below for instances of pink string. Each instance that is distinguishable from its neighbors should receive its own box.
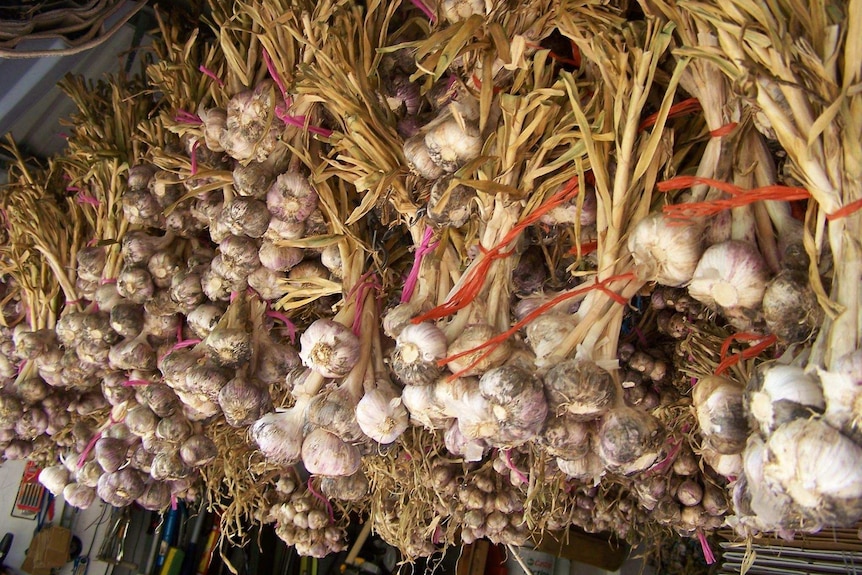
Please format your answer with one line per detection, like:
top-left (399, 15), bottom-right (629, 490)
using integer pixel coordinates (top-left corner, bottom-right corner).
top-left (100, 278), bottom-right (117, 285)
top-left (230, 291), bottom-right (239, 302)
top-left (175, 110), bottom-right (202, 125)
top-left (158, 338), bottom-right (201, 363)
top-left (646, 437), bottom-right (682, 475)
top-left (503, 449), bottom-right (529, 485)
top-left (262, 48), bottom-right (289, 101)
top-left (408, 0), bottom-right (437, 22)
top-left (432, 525), bottom-right (443, 544)
top-left (198, 65), bottom-right (225, 87)
top-left (171, 493), bottom-right (178, 510)
top-left (275, 107), bottom-right (334, 137)
top-left (76, 414), bottom-right (122, 468)
top-left (77, 430), bottom-right (103, 468)
top-left (69, 186), bottom-right (100, 207)
top-left (306, 477), bottom-right (335, 524)
top-left (351, 275), bottom-right (381, 336)
top-left (401, 226), bottom-right (438, 304)
top-left (265, 309), bottom-right (297, 344)
top-left (16, 359), bottom-right (26, 375)
top-left (697, 529), bottom-right (716, 564)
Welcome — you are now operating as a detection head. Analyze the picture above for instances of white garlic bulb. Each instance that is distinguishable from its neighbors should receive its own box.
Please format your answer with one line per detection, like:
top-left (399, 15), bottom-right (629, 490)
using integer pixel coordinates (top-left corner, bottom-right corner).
top-left (692, 376), bottom-right (748, 454)
top-left (403, 134), bottom-right (445, 180)
top-left (444, 419), bottom-right (487, 462)
top-left (299, 319), bottom-right (360, 378)
top-left (301, 428), bottom-right (361, 477)
top-left (747, 364), bottom-right (824, 436)
top-left (526, 312), bottom-right (577, 368)
top-left (391, 322), bottom-right (448, 385)
top-left (556, 453), bottom-right (605, 486)
top-left (688, 240), bottom-right (770, 310)
top-left (401, 384), bottom-right (449, 430)
top-left (355, 387), bottom-right (409, 444)
top-left (627, 213), bottom-right (704, 287)
top-left (819, 350), bottom-right (862, 438)
top-left (38, 465), bottom-right (70, 497)
top-left (444, 323), bottom-right (509, 377)
top-left (441, 0), bottom-right (486, 23)
top-left (251, 401), bottom-right (308, 467)
top-left (423, 115), bottom-right (482, 173)
top-left (763, 418), bottom-right (862, 526)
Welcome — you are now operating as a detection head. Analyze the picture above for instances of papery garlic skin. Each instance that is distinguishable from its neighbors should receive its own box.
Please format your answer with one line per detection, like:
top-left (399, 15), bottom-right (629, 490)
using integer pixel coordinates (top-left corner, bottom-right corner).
top-left (403, 134), bottom-right (445, 180)
top-left (355, 388), bottom-right (409, 444)
top-left (391, 322), bottom-right (447, 385)
top-left (556, 453), bottom-right (605, 486)
top-left (251, 404), bottom-right (307, 467)
top-left (693, 376), bottom-right (748, 454)
top-left (299, 319), bottom-right (360, 378)
top-left (39, 465), bottom-right (70, 496)
top-left (688, 240), bottom-right (770, 310)
top-left (302, 428), bottom-right (362, 477)
top-left (747, 364), bottom-right (824, 436)
top-left (627, 213), bottom-right (703, 287)
top-left (763, 418), bottom-right (862, 526)
top-left (526, 313), bottom-right (577, 368)
top-left (401, 384), bottom-right (450, 430)
top-left (819, 350), bottom-right (862, 439)
top-left (423, 116), bottom-right (482, 173)
top-left (445, 324), bottom-right (509, 377)
top-left (444, 419), bottom-right (487, 462)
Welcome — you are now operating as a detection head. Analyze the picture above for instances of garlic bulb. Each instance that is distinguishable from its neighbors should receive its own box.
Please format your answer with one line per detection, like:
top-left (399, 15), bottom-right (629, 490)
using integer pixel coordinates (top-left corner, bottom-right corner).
top-left (199, 107), bottom-right (227, 152)
top-left (540, 415), bottom-right (592, 460)
top-left (136, 480), bottom-right (172, 511)
top-left (401, 383), bottom-right (449, 430)
top-left (95, 437), bottom-right (128, 474)
top-left (150, 451), bottom-right (192, 481)
top-left (627, 213), bottom-right (703, 287)
top-left (544, 360), bottom-right (617, 420)
top-left (556, 453), bottom-right (605, 486)
top-left (391, 322), bottom-right (447, 385)
top-left (64, 482), bottom-right (96, 509)
top-left (267, 172), bottom-right (318, 223)
top-left (355, 386), bottom-right (409, 444)
top-left (747, 364), bottom-right (824, 436)
top-left (478, 366), bottom-right (547, 446)
top-left (179, 434), bottom-right (218, 467)
top-left (97, 468), bottom-right (146, 507)
top-left (819, 350), bottom-right (862, 438)
top-left (526, 312), bottom-right (577, 368)
top-left (701, 446), bottom-right (742, 478)
top-left (299, 319), bottom-right (360, 378)
top-left (218, 377), bottom-right (270, 427)
top-left (302, 428), bottom-right (362, 477)
top-left (187, 304), bottom-right (224, 339)
top-left (221, 197), bottom-right (271, 238)
top-left (39, 465), bottom-right (70, 496)
top-left (423, 115), bottom-right (482, 173)
top-left (688, 240), bottom-right (770, 310)
top-left (259, 241), bottom-right (303, 272)
top-left (320, 472), bottom-right (369, 501)
top-left (427, 176), bottom-right (476, 228)
top-left (444, 419), bottom-right (487, 462)
top-left (445, 324), bottom-right (509, 377)
top-left (441, 0), bottom-right (485, 22)
top-left (693, 376), bottom-right (748, 454)
top-left (403, 134), bottom-right (445, 180)
top-left (251, 400), bottom-right (308, 467)
top-left (221, 83), bottom-right (283, 163)
top-left (762, 270), bottom-right (823, 343)
top-left (596, 406), bottom-right (663, 474)
top-left (763, 418), bottom-right (862, 526)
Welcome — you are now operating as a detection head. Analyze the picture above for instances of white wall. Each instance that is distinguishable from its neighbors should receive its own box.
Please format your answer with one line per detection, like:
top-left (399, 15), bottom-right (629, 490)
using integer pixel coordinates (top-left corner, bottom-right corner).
top-left (0, 460), bottom-right (110, 575)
